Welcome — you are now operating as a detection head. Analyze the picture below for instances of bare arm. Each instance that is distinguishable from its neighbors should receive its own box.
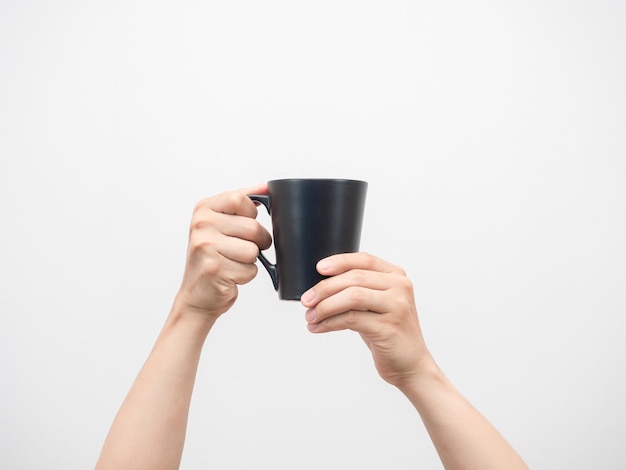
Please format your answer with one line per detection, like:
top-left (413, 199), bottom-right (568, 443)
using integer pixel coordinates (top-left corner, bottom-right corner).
top-left (95, 185), bottom-right (271, 470)
top-left (398, 357), bottom-right (527, 469)
top-left (94, 308), bottom-right (214, 470)
top-left (301, 253), bottom-right (528, 470)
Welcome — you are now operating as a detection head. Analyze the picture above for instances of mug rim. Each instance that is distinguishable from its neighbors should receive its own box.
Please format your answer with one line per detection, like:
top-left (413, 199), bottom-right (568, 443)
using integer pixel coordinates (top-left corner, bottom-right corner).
top-left (267, 178), bottom-right (367, 184)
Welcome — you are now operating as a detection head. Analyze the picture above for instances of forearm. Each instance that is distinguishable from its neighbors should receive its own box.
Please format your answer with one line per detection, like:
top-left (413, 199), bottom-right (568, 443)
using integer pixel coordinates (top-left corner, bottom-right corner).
top-left (399, 357), bottom-right (528, 470)
top-left (96, 304), bottom-right (215, 470)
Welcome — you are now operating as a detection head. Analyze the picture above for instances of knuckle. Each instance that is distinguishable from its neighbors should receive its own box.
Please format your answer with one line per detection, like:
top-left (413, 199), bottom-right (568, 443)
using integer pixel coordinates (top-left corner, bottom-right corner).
top-left (226, 191), bottom-right (253, 215)
top-left (348, 269), bottom-right (367, 286)
top-left (192, 198), bottom-right (209, 214)
top-left (189, 237), bottom-right (217, 261)
top-left (241, 241), bottom-right (260, 262)
top-left (190, 209), bottom-right (217, 233)
top-left (224, 191), bottom-right (241, 209)
top-left (347, 286), bottom-right (367, 307)
top-left (239, 219), bottom-right (270, 251)
top-left (314, 300), bottom-right (329, 319)
top-left (398, 275), bottom-right (414, 295)
top-left (187, 234), bottom-right (204, 254)
top-left (313, 276), bottom-right (332, 295)
top-left (344, 310), bottom-right (359, 328)
top-left (201, 256), bottom-right (221, 277)
top-left (244, 217), bottom-right (264, 238)
top-left (190, 215), bottom-right (208, 232)
top-left (360, 252), bottom-right (377, 269)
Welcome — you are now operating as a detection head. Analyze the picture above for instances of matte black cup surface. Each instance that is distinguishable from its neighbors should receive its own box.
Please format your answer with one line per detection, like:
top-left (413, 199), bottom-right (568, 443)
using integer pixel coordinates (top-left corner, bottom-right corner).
top-left (249, 178), bottom-right (368, 300)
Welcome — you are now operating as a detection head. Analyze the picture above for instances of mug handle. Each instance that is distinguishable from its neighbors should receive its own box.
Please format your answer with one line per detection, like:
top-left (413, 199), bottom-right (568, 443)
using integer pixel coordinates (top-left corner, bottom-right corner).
top-left (248, 194), bottom-right (279, 290)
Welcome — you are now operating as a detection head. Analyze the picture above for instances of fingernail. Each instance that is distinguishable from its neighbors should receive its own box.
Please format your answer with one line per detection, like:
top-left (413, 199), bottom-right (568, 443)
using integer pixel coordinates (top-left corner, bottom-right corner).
top-left (305, 308), bottom-right (317, 322)
top-left (301, 288), bottom-right (315, 304)
top-left (317, 257), bottom-right (333, 272)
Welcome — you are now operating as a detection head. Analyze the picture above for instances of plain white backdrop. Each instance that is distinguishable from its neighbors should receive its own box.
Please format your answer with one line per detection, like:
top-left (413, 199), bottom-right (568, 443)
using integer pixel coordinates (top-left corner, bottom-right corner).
top-left (1, 1), bottom-right (625, 468)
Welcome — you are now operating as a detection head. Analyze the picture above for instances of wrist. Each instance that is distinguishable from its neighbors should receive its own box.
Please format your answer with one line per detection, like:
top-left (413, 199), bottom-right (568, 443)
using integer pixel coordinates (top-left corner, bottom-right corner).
top-left (394, 354), bottom-right (449, 399)
top-left (166, 296), bottom-right (219, 341)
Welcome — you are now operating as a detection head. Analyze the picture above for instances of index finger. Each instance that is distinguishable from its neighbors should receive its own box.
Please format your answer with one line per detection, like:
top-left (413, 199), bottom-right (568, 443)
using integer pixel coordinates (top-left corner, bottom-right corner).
top-left (315, 252), bottom-right (406, 277)
top-left (241, 182), bottom-right (268, 197)
top-left (195, 183), bottom-right (268, 218)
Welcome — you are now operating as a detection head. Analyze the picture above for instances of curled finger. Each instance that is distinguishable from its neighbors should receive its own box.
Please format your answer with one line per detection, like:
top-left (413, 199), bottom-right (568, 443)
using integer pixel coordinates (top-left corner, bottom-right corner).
top-left (305, 285), bottom-right (390, 325)
top-left (307, 310), bottom-right (382, 335)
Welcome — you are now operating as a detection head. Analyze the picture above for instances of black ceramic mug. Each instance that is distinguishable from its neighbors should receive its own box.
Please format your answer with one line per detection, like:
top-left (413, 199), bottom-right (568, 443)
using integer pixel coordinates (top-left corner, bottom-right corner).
top-left (249, 178), bottom-right (368, 300)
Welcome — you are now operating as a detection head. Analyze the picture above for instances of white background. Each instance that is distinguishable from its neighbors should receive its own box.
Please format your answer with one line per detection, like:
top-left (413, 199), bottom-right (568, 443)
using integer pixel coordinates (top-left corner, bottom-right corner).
top-left (1, 1), bottom-right (625, 469)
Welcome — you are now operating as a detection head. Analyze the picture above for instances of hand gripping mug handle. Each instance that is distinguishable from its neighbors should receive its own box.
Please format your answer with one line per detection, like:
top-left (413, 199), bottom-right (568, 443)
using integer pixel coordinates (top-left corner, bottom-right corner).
top-left (248, 194), bottom-right (279, 290)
